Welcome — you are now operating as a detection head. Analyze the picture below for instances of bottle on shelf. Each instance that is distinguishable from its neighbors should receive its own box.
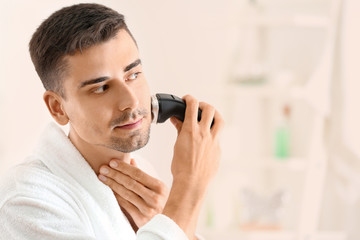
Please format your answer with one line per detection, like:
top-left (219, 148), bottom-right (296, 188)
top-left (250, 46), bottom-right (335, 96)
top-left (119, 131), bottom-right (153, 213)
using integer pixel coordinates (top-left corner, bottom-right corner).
top-left (274, 104), bottom-right (291, 160)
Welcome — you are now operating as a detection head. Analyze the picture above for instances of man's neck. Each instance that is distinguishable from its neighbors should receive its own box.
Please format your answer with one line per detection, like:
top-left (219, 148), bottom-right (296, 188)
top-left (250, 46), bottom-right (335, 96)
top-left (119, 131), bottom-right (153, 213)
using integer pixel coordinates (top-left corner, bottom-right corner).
top-left (67, 126), bottom-right (131, 175)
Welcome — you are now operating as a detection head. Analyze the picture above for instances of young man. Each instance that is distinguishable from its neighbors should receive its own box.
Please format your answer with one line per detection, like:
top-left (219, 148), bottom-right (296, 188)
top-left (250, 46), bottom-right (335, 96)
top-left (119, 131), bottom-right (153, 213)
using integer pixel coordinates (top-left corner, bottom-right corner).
top-left (0, 3), bottom-right (223, 240)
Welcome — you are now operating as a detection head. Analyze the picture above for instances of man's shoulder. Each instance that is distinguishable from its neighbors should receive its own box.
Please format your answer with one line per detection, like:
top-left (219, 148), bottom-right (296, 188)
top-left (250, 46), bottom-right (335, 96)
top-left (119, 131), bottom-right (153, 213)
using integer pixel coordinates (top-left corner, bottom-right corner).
top-left (0, 157), bottom-right (77, 207)
top-left (0, 159), bottom-right (96, 239)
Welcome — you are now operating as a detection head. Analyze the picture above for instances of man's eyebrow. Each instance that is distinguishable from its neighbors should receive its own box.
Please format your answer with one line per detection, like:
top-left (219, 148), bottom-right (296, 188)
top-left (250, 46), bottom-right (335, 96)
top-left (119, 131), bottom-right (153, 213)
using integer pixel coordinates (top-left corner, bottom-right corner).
top-left (79, 76), bottom-right (109, 89)
top-left (124, 59), bottom-right (141, 72)
top-left (78, 59), bottom-right (141, 89)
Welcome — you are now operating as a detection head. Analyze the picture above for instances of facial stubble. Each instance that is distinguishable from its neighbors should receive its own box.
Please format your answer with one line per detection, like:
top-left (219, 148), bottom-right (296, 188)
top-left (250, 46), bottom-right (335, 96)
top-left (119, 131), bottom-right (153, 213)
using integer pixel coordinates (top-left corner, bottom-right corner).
top-left (108, 123), bottom-right (151, 153)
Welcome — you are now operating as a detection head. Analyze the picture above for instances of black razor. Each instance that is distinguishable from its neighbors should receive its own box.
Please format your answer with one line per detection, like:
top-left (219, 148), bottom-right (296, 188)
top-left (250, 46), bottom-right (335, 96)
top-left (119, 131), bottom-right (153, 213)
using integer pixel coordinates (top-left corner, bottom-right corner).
top-left (151, 93), bottom-right (213, 126)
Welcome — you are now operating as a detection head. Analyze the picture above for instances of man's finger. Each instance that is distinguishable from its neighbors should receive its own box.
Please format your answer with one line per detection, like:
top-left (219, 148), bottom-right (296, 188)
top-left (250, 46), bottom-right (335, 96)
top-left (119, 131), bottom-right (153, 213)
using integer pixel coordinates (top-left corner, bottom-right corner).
top-left (198, 102), bottom-right (215, 130)
top-left (182, 95), bottom-right (199, 128)
top-left (170, 117), bottom-right (182, 134)
top-left (98, 174), bottom-right (151, 215)
top-left (210, 109), bottom-right (225, 138)
top-left (108, 160), bottom-right (165, 193)
top-left (100, 165), bottom-right (164, 208)
top-left (114, 192), bottom-right (139, 218)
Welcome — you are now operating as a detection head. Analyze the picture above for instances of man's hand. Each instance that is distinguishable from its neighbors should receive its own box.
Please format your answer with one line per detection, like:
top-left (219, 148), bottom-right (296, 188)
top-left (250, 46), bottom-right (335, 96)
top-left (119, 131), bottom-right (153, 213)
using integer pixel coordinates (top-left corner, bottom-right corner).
top-left (163, 95), bottom-right (224, 239)
top-left (98, 159), bottom-right (169, 229)
top-left (170, 95), bottom-right (224, 188)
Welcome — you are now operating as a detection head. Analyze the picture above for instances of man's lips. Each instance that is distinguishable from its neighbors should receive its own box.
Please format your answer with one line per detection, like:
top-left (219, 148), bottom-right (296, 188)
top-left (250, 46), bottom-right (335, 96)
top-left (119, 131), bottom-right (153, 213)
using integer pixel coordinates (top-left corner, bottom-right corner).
top-left (115, 118), bottom-right (143, 130)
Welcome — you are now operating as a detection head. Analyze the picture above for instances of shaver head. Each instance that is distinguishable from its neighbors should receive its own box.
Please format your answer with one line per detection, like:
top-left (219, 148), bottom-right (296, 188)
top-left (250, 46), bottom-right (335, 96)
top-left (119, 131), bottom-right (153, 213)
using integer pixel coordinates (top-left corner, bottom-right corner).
top-left (151, 95), bottom-right (159, 124)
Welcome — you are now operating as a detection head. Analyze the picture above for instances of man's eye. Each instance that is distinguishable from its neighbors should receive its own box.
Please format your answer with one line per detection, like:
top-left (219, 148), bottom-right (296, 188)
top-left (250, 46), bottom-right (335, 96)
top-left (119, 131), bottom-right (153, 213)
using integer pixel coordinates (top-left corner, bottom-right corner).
top-left (93, 85), bottom-right (109, 94)
top-left (128, 72), bottom-right (141, 81)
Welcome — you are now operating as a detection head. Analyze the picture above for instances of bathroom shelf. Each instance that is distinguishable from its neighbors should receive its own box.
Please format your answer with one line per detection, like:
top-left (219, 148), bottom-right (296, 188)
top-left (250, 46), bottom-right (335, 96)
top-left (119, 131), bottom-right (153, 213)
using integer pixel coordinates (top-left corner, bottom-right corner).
top-left (199, 0), bottom-right (345, 239)
top-left (224, 84), bottom-right (306, 100)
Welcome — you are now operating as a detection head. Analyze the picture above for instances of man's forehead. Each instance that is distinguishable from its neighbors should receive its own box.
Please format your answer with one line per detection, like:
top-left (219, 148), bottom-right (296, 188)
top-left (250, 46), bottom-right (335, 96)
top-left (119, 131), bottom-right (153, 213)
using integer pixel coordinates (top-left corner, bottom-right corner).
top-left (68, 30), bottom-right (137, 62)
top-left (64, 30), bottom-right (140, 82)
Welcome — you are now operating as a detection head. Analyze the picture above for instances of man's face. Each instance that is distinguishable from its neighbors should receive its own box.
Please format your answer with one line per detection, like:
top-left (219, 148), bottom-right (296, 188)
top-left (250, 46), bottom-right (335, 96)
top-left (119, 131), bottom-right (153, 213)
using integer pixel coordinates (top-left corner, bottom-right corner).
top-left (61, 30), bottom-right (151, 153)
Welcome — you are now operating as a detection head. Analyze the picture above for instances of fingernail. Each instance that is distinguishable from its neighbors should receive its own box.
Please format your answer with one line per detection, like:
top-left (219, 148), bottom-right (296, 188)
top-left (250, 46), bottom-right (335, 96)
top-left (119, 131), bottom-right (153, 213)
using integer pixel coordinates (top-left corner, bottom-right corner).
top-left (110, 160), bottom-right (118, 168)
top-left (130, 158), bottom-right (137, 166)
top-left (100, 167), bottom-right (109, 175)
top-left (170, 117), bottom-right (178, 124)
top-left (99, 175), bottom-right (107, 182)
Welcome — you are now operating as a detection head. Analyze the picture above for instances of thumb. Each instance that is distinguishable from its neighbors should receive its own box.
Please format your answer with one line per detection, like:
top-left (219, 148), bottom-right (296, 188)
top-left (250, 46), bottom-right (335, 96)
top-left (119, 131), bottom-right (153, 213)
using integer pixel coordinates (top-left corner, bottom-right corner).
top-left (170, 117), bottom-right (182, 134)
top-left (130, 158), bottom-right (138, 167)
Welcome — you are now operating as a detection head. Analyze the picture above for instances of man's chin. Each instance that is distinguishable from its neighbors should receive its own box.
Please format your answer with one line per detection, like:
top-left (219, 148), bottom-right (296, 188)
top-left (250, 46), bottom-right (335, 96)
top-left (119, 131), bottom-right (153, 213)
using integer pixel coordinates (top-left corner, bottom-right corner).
top-left (108, 127), bottom-right (151, 153)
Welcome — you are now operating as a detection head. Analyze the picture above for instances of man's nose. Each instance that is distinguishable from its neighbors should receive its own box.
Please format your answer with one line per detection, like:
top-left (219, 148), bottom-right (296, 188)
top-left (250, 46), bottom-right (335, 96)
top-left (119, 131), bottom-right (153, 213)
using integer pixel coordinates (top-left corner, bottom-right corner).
top-left (116, 84), bottom-right (139, 111)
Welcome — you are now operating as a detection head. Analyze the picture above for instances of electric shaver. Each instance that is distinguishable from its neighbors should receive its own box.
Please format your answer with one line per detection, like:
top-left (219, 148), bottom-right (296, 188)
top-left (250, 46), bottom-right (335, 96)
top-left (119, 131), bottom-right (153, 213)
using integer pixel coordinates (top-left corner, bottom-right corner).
top-left (151, 93), bottom-right (209, 125)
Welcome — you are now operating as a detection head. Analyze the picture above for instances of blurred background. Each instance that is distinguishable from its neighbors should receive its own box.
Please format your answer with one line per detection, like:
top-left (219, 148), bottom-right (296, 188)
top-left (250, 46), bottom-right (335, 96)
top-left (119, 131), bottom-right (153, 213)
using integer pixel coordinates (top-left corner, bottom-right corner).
top-left (0, 0), bottom-right (359, 239)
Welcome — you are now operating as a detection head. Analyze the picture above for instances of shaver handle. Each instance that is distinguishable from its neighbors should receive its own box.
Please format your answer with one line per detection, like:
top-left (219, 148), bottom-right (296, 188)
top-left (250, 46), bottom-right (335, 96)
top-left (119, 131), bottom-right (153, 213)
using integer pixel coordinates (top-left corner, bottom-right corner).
top-left (155, 93), bottom-right (202, 123)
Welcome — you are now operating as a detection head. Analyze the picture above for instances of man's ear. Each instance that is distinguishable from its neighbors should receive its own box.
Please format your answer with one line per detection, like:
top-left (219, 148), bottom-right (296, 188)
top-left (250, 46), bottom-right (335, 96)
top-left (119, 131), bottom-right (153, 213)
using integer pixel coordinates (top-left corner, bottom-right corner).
top-left (43, 91), bottom-right (69, 126)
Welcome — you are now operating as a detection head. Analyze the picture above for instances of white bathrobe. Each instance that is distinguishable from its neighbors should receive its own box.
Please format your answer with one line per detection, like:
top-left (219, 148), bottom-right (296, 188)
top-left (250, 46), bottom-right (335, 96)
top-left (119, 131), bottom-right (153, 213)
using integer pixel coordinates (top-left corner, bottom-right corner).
top-left (0, 122), bottom-right (188, 240)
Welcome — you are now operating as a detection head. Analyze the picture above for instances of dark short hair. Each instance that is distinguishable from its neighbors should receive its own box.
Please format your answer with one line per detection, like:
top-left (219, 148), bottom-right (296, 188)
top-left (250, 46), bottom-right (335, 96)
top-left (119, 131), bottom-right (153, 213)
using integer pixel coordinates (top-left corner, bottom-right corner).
top-left (29, 3), bottom-right (135, 97)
